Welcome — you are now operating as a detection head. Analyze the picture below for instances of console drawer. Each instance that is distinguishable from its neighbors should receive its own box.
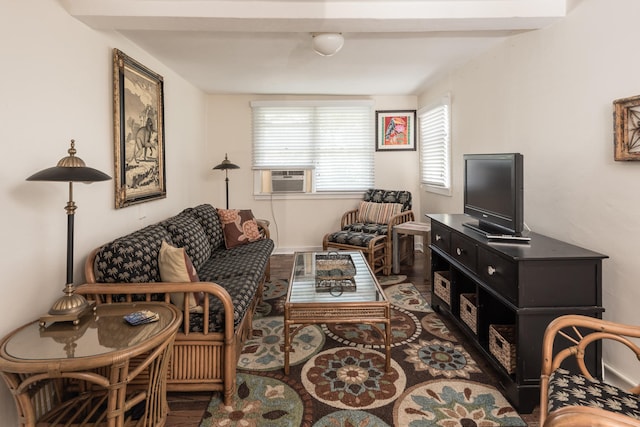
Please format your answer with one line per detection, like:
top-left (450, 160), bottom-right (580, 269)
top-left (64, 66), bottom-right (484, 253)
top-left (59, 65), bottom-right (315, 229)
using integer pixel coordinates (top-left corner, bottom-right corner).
top-left (451, 233), bottom-right (477, 272)
top-left (478, 248), bottom-right (517, 304)
top-left (431, 222), bottom-right (451, 254)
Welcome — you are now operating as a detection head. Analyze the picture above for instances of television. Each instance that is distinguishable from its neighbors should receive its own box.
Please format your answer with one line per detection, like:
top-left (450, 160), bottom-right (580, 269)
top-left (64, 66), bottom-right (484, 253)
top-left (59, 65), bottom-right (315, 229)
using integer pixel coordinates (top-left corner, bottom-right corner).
top-left (463, 153), bottom-right (524, 237)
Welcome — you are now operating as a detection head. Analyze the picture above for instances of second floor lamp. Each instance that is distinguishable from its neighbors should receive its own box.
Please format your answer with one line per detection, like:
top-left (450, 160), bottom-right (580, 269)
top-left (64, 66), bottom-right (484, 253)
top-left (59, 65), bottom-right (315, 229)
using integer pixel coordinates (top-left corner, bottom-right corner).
top-left (212, 153), bottom-right (239, 209)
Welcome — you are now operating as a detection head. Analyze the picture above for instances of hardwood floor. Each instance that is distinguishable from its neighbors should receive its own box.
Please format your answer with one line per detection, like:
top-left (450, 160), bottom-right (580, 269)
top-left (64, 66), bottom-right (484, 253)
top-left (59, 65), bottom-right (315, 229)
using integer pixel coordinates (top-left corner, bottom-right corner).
top-left (165, 252), bottom-right (540, 426)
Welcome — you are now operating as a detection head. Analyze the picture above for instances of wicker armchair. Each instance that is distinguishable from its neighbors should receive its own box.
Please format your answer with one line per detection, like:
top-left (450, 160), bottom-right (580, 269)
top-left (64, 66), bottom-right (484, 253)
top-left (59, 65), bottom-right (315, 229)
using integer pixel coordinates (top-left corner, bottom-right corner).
top-left (540, 314), bottom-right (640, 427)
top-left (323, 189), bottom-right (414, 275)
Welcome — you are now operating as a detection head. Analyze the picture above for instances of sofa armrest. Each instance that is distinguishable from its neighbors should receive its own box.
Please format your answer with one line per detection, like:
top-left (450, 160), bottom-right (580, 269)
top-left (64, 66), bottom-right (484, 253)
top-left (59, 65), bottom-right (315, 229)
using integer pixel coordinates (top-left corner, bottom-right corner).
top-left (75, 281), bottom-right (235, 338)
top-left (256, 219), bottom-right (271, 239)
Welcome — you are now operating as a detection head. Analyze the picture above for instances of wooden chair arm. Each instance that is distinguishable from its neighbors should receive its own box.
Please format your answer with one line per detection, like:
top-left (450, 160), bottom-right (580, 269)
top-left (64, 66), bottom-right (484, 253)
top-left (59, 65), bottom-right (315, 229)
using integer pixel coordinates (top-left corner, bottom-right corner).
top-left (76, 281), bottom-right (235, 339)
top-left (540, 314), bottom-right (640, 425)
top-left (341, 209), bottom-right (359, 228)
top-left (386, 210), bottom-right (416, 234)
top-left (543, 405), bottom-right (640, 427)
top-left (256, 219), bottom-right (270, 239)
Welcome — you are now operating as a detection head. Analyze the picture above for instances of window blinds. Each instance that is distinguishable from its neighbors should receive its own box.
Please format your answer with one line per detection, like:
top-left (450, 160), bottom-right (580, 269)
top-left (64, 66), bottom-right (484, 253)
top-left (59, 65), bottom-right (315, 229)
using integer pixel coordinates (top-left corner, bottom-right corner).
top-left (418, 95), bottom-right (451, 192)
top-left (251, 101), bottom-right (374, 192)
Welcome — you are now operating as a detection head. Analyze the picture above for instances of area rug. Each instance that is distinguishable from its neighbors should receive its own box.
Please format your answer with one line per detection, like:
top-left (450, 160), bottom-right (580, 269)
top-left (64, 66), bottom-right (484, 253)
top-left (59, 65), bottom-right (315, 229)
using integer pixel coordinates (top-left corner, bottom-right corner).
top-left (199, 279), bottom-right (526, 427)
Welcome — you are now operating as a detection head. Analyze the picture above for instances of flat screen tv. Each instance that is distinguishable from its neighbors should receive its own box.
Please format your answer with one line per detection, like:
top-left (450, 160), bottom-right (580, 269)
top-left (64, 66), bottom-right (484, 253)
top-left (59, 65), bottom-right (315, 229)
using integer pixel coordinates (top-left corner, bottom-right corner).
top-left (463, 153), bottom-right (524, 236)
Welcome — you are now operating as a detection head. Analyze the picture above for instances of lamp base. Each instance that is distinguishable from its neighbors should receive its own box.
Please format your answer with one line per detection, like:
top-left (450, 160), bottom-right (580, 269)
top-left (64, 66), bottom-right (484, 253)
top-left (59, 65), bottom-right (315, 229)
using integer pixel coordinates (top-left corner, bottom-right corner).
top-left (39, 284), bottom-right (96, 327)
top-left (39, 302), bottom-right (95, 327)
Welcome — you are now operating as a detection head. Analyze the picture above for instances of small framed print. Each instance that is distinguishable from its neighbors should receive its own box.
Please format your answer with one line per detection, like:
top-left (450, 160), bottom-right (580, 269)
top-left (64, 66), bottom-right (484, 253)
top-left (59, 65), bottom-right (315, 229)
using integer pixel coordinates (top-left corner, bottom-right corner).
top-left (614, 94), bottom-right (640, 161)
top-left (375, 110), bottom-right (416, 151)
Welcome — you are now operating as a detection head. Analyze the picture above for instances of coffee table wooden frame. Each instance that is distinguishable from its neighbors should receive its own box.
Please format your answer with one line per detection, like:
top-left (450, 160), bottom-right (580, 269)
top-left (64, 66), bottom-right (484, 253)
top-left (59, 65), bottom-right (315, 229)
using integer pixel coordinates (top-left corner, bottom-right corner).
top-left (0, 302), bottom-right (181, 427)
top-left (284, 251), bottom-right (391, 375)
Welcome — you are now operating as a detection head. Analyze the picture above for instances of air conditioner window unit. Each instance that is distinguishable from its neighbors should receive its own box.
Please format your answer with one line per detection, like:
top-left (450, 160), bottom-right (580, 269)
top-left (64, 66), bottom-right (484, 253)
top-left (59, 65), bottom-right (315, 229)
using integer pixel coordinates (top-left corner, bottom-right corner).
top-left (271, 170), bottom-right (306, 193)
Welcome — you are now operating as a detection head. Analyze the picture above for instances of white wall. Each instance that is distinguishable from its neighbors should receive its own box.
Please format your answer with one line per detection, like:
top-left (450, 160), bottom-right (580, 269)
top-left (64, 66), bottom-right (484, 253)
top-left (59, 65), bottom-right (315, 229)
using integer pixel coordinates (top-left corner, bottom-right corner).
top-left (206, 94), bottom-right (420, 253)
top-left (419, 0), bottom-right (640, 386)
top-left (0, 1), bottom-right (207, 422)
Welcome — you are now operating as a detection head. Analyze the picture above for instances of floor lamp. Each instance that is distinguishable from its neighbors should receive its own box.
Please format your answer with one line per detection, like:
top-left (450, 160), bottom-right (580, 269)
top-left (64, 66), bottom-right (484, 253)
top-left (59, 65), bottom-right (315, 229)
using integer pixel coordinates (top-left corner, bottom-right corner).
top-left (27, 140), bottom-right (111, 326)
top-left (212, 153), bottom-right (239, 209)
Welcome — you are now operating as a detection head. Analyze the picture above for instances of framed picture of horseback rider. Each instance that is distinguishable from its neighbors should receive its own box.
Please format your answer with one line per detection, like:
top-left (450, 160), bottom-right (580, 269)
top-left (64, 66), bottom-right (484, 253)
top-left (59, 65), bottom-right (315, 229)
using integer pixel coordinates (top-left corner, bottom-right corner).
top-left (112, 48), bottom-right (166, 208)
top-left (375, 110), bottom-right (416, 151)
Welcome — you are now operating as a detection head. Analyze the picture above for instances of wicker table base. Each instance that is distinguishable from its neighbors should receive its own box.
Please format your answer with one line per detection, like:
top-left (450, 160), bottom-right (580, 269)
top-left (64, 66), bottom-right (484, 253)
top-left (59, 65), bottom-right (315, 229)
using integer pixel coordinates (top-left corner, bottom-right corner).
top-left (0, 303), bottom-right (181, 427)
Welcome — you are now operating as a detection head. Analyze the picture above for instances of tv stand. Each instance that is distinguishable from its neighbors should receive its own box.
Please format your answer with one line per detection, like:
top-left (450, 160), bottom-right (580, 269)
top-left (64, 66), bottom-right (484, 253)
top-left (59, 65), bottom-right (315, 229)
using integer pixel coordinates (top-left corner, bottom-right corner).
top-left (429, 214), bottom-right (607, 413)
top-left (462, 222), bottom-right (531, 242)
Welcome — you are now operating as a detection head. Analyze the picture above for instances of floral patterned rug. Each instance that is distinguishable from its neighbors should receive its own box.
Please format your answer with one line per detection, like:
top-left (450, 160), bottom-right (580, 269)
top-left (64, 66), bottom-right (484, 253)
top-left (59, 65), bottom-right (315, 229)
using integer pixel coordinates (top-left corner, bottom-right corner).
top-left (199, 279), bottom-right (526, 427)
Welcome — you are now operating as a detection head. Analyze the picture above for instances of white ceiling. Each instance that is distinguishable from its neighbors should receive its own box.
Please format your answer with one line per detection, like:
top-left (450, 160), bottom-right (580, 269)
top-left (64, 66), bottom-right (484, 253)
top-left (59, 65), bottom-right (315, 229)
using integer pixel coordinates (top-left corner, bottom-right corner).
top-left (61, 0), bottom-right (569, 95)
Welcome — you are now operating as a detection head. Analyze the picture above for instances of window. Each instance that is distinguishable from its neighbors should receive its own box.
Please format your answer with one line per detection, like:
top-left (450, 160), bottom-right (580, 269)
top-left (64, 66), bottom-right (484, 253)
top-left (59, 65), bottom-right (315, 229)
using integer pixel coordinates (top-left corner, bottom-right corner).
top-left (418, 94), bottom-right (451, 195)
top-left (251, 100), bottom-right (374, 192)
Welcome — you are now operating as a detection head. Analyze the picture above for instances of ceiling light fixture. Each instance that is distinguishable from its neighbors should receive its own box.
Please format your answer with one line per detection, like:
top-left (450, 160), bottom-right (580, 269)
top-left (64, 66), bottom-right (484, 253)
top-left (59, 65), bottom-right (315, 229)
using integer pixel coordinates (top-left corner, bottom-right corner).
top-left (312, 33), bottom-right (344, 57)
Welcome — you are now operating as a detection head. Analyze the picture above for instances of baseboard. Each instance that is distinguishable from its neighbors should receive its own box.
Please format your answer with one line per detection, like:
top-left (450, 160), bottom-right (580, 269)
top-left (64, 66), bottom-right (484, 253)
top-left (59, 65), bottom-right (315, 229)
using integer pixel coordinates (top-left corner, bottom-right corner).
top-left (603, 362), bottom-right (637, 390)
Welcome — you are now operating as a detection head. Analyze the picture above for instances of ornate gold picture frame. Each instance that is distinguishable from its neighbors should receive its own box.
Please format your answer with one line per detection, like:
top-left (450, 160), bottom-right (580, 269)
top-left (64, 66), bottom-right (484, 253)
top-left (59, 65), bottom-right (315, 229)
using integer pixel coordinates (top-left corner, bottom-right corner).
top-left (113, 49), bottom-right (166, 208)
top-left (614, 94), bottom-right (640, 161)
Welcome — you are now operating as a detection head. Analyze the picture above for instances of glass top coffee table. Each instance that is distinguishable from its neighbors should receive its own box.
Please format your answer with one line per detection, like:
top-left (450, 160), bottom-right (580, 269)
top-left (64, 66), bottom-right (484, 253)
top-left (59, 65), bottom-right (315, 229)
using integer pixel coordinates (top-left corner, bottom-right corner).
top-left (284, 251), bottom-right (391, 374)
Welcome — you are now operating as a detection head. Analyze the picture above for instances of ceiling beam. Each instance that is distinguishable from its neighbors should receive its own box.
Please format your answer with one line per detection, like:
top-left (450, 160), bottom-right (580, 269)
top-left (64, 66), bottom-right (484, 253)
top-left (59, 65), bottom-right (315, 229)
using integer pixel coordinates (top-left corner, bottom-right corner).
top-left (61, 0), bottom-right (567, 33)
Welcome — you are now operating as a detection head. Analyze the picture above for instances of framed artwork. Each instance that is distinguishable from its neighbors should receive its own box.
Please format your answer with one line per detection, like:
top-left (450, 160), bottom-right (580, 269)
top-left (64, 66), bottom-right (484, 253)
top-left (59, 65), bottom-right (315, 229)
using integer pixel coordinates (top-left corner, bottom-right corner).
top-left (614, 94), bottom-right (640, 161)
top-left (375, 110), bottom-right (416, 151)
top-left (113, 48), bottom-right (166, 208)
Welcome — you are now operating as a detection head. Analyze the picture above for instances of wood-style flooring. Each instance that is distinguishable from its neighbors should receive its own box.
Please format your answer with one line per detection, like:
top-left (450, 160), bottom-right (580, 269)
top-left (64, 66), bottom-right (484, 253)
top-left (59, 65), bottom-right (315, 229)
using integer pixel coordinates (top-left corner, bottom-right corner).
top-left (165, 252), bottom-right (540, 426)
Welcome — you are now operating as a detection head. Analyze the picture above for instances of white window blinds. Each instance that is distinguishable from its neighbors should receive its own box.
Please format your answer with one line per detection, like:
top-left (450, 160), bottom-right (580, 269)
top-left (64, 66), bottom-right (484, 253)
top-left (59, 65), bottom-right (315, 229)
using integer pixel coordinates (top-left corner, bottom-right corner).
top-left (418, 94), bottom-right (451, 195)
top-left (251, 100), bottom-right (374, 192)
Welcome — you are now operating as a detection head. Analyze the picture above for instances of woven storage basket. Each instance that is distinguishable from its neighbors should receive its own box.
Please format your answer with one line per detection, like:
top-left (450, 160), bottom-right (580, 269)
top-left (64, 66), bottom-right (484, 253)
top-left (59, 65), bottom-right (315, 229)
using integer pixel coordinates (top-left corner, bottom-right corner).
top-left (489, 324), bottom-right (516, 374)
top-left (433, 271), bottom-right (451, 305)
top-left (460, 293), bottom-right (478, 334)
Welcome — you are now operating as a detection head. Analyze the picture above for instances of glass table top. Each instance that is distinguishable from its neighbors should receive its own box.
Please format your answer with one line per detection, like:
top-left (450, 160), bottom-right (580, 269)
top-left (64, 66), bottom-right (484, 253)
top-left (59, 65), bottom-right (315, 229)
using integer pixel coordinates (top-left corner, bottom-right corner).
top-left (288, 251), bottom-right (386, 304)
top-left (3, 303), bottom-right (175, 361)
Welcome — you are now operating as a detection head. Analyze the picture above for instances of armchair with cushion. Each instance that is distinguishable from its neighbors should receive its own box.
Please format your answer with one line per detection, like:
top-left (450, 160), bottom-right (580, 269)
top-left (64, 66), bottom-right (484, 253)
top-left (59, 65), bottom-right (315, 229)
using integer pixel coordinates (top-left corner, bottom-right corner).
top-left (540, 314), bottom-right (640, 427)
top-left (322, 189), bottom-right (415, 275)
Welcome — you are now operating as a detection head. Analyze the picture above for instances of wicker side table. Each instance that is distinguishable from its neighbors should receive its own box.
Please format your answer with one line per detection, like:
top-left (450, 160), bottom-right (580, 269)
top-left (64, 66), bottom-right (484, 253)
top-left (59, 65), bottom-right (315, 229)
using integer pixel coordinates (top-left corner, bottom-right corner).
top-left (0, 302), bottom-right (181, 427)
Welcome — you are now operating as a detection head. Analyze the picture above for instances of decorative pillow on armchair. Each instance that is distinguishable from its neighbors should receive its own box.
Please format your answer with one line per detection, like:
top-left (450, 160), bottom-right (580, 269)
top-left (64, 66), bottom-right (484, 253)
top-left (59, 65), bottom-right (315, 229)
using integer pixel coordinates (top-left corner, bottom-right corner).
top-left (217, 209), bottom-right (263, 249)
top-left (158, 240), bottom-right (204, 313)
top-left (357, 201), bottom-right (403, 224)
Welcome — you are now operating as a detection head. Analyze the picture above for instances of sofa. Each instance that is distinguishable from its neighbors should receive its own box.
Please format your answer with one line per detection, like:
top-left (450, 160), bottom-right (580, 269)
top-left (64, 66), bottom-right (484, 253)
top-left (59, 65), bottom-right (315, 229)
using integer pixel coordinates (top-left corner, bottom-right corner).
top-left (77, 204), bottom-right (274, 405)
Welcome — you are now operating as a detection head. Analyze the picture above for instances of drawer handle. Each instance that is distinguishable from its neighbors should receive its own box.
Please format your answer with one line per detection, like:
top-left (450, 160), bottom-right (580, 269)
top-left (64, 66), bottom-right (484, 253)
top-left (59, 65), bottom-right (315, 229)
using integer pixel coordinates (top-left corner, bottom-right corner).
top-left (487, 265), bottom-right (496, 276)
top-left (435, 234), bottom-right (442, 242)
top-left (456, 247), bottom-right (464, 256)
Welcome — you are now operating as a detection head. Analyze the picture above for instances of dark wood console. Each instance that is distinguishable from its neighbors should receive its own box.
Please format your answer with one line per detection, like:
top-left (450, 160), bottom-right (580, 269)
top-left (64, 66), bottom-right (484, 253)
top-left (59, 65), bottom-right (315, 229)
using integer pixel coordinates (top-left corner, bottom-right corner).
top-left (428, 214), bottom-right (607, 413)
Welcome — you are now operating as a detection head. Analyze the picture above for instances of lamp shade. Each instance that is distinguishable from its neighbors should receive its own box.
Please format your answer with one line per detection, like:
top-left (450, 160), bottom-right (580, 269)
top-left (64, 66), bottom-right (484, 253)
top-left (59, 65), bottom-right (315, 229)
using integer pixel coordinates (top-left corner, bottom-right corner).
top-left (27, 140), bottom-right (111, 182)
top-left (312, 33), bottom-right (344, 56)
top-left (213, 153), bottom-right (240, 171)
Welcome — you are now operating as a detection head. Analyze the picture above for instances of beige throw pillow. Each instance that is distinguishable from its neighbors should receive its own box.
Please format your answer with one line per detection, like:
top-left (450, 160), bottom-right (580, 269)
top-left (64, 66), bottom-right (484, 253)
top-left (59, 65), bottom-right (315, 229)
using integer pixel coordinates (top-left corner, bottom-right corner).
top-left (158, 240), bottom-right (204, 313)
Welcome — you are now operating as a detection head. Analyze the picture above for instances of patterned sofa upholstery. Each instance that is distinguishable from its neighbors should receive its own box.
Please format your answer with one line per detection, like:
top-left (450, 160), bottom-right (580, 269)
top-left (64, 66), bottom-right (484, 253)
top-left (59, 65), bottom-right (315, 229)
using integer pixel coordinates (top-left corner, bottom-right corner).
top-left (78, 204), bottom-right (274, 406)
top-left (540, 314), bottom-right (640, 427)
top-left (323, 189), bottom-right (415, 275)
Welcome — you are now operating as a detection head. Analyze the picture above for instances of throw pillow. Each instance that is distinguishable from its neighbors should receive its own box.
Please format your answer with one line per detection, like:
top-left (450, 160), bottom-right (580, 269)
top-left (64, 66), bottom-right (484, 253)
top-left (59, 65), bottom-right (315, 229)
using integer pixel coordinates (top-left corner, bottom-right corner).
top-left (217, 209), bottom-right (263, 249)
top-left (357, 201), bottom-right (403, 224)
top-left (158, 240), bottom-right (204, 313)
